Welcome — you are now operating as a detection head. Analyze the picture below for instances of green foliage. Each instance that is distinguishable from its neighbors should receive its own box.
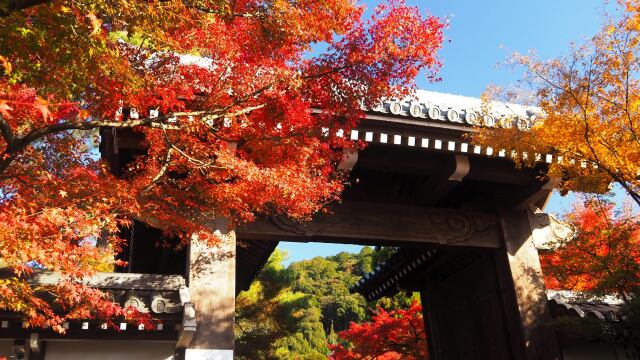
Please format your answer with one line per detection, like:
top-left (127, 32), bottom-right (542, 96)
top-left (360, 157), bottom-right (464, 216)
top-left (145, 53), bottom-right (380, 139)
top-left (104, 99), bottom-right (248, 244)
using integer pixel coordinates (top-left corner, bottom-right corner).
top-left (235, 246), bottom-right (417, 359)
top-left (375, 291), bottom-right (421, 312)
top-left (288, 253), bottom-right (367, 332)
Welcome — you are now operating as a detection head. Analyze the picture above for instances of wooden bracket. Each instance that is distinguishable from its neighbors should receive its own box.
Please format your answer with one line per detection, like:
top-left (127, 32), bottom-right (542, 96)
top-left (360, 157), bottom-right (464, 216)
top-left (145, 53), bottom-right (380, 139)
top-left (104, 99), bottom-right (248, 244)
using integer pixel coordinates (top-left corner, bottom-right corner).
top-left (175, 286), bottom-right (197, 350)
top-left (29, 333), bottom-right (40, 353)
top-left (420, 154), bottom-right (470, 205)
top-left (448, 154), bottom-right (470, 181)
top-left (179, 286), bottom-right (191, 304)
top-left (514, 177), bottom-right (560, 211)
top-left (176, 302), bottom-right (197, 349)
top-left (338, 150), bottom-right (358, 170)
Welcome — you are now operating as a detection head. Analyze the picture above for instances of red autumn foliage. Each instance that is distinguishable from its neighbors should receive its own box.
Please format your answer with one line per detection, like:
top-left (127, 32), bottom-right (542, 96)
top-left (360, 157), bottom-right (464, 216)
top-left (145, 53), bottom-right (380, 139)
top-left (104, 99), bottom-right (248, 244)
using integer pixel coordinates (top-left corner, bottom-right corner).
top-left (330, 300), bottom-right (428, 360)
top-left (0, 0), bottom-right (444, 331)
top-left (540, 198), bottom-right (640, 302)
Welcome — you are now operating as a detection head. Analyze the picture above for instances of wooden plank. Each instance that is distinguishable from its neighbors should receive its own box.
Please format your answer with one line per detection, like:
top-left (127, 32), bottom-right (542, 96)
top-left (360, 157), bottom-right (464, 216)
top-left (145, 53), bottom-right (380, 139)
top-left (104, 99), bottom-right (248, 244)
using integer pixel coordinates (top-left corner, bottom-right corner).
top-left (236, 240), bottom-right (279, 293)
top-left (238, 202), bottom-right (501, 248)
top-left (0, 271), bottom-right (186, 291)
top-left (424, 251), bottom-right (515, 359)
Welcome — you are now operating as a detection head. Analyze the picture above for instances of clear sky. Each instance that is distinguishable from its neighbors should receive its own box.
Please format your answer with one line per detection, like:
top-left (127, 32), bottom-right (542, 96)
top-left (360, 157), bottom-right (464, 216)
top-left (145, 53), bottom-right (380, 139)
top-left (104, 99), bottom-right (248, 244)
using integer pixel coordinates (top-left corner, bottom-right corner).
top-left (278, 0), bottom-right (613, 265)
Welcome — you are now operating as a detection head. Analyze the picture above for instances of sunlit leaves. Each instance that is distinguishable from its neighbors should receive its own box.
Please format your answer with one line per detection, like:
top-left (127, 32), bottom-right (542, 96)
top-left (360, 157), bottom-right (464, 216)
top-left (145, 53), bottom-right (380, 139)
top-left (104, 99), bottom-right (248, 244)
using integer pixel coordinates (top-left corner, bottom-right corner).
top-left (540, 198), bottom-right (640, 302)
top-left (474, 1), bottom-right (640, 204)
top-left (0, 0), bottom-right (443, 329)
top-left (329, 300), bottom-right (427, 360)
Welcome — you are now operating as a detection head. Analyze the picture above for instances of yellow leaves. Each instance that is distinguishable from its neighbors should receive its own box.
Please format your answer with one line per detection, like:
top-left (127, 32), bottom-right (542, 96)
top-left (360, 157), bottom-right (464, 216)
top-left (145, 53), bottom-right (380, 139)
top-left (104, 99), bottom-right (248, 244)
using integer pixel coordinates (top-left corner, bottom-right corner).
top-left (78, 109), bottom-right (90, 120)
top-left (86, 13), bottom-right (103, 36)
top-left (34, 97), bottom-right (52, 122)
top-left (59, 190), bottom-right (68, 198)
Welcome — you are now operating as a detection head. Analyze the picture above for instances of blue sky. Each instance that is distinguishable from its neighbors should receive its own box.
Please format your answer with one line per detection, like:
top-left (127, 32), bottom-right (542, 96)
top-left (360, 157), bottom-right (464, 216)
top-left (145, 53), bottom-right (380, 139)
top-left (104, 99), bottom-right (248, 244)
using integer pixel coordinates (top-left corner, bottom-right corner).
top-left (278, 0), bottom-right (614, 265)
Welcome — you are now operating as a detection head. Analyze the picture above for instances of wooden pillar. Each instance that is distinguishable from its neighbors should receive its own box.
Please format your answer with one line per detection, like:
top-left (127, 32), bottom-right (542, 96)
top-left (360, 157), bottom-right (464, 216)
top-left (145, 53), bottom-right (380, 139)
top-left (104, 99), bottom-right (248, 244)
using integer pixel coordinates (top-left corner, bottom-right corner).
top-left (185, 218), bottom-right (236, 360)
top-left (419, 287), bottom-right (440, 360)
top-left (498, 210), bottom-right (560, 360)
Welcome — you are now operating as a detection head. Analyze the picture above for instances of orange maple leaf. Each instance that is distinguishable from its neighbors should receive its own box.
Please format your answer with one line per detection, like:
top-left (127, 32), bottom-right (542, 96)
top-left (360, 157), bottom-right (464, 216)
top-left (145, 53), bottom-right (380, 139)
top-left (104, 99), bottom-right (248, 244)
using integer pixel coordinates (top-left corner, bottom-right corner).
top-left (0, 100), bottom-right (13, 119)
top-left (34, 97), bottom-right (53, 122)
top-left (86, 13), bottom-right (103, 36)
top-left (78, 109), bottom-right (90, 120)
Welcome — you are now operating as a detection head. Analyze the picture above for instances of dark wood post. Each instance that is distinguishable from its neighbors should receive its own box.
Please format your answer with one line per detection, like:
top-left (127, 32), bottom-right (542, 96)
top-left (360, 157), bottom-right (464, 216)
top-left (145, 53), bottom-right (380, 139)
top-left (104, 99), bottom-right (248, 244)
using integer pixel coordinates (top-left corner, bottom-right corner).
top-left (184, 218), bottom-right (236, 359)
top-left (498, 210), bottom-right (561, 360)
top-left (420, 287), bottom-right (440, 360)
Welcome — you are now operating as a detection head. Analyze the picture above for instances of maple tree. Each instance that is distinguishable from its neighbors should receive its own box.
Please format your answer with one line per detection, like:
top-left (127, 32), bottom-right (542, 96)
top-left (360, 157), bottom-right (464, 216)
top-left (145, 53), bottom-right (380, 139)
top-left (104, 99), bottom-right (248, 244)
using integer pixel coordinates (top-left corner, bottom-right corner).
top-left (0, 0), bottom-right (444, 332)
top-left (329, 300), bottom-right (427, 360)
top-left (473, 0), bottom-right (640, 205)
top-left (540, 197), bottom-right (640, 302)
top-left (539, 197), bottom-right (640, 356)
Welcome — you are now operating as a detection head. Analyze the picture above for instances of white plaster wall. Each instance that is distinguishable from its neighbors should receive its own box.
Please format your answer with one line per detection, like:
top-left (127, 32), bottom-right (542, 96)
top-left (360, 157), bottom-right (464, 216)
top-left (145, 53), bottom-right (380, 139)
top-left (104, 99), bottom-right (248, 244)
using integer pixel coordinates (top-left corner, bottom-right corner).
top-left (45, 341), bottom-right (175, 360)
top-left (563, 343), bottom-right (625, 360)
top-left (0, 340), bottom-right (14, 358)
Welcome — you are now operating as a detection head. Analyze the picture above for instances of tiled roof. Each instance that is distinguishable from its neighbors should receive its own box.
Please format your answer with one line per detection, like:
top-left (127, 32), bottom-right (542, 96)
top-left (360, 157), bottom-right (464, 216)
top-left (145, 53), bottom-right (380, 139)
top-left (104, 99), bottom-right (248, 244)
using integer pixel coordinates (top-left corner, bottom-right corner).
top-left (366, 90), bottom-right (539, 130)
top-left (0, 271), bottom-right (195, 344)
top-left (547, 290), bottom-right (624, 321)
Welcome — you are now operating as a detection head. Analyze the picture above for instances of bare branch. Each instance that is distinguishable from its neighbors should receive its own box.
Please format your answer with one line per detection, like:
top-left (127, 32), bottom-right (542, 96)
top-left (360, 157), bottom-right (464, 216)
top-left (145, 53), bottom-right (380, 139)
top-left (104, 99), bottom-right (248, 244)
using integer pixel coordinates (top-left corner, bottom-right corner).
top-left (0, 114), bottom-right (15, 147)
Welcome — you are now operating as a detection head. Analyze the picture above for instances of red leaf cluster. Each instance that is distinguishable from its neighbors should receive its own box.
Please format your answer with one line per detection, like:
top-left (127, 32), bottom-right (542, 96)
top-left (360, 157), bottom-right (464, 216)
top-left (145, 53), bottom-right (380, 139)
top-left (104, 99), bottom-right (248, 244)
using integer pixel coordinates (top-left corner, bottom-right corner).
top-left (330, 300), bottom-right (428, 360)
top-left (540, 198), bottom-right (640, 302)
top-left (0, 0), bottom-right (444, 328)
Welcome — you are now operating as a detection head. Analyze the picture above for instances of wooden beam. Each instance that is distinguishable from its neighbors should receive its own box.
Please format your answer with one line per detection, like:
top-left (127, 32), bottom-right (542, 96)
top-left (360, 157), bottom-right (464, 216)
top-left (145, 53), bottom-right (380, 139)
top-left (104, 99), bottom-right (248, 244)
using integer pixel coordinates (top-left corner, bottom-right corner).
top-left (419, 154), bottom-right (469, 205)
top-left (238, 202), bottom-right (501, 248)
top-left (0, 324), bottom-right (179, 342)
top-left (175, 287), bottom-right (197, 349)
top-left (0, 271), bottom-right (186, 291)
top-left (467, 157), bottom-right (543, 186)
top-left (354, 146), bottom-right (540, 186)
top-left (493, 249), bottom-right (527, 360)
top-left (511, 177), bottom-right (560, 211)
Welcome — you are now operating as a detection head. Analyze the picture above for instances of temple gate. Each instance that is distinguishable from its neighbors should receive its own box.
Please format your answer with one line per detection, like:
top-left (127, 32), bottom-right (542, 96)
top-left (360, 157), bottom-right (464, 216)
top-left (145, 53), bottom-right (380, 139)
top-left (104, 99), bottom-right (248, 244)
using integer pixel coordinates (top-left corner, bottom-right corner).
top-left (0, 91), bottom-right (564, 359)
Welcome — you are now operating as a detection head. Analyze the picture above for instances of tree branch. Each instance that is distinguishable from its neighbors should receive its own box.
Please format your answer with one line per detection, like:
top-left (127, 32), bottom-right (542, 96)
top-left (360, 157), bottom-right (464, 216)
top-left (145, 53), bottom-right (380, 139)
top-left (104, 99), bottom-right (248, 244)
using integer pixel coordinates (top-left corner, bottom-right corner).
top-left (143, 148), bottom-right (174, 194)
top-left (0, 114), bottom-right (15, 147)
top-left (0, 0), bottom-right (51, 17)
top-left (0, 102), bottom-right (265, 176)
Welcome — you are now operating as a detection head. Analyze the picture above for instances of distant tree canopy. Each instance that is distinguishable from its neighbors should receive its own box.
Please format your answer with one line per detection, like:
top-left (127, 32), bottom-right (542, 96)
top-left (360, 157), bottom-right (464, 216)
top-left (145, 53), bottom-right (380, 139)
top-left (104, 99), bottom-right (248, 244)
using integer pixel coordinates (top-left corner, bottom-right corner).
top-left (235, 247), bottom-right (416, 360)
top-left (330, 300), bottom-right (427, 360)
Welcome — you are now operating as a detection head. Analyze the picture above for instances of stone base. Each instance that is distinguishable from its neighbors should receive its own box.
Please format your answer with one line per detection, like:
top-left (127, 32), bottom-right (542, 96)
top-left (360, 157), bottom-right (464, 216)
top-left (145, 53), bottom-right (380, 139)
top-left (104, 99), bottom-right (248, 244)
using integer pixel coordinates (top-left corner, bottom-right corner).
top-left (184, 349), bottom-right (233, 360)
